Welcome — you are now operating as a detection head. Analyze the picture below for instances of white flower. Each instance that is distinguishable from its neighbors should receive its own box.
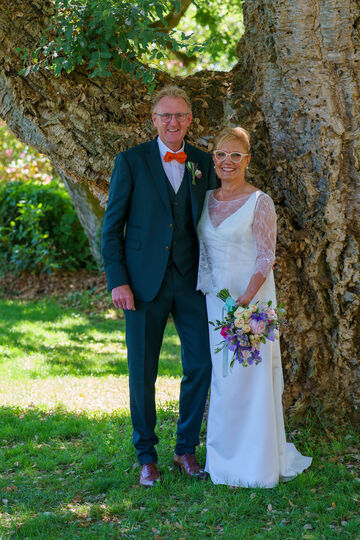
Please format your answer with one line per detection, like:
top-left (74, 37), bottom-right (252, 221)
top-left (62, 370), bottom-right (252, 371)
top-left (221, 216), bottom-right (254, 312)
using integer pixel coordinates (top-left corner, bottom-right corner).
top-left (234, 306), bottom-right (245, 318)
top-left (234, 317), bottom-right (243, 328)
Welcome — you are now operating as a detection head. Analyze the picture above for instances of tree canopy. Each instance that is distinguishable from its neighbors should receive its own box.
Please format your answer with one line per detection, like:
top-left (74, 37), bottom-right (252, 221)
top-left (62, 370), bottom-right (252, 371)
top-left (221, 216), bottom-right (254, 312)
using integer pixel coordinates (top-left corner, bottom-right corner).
top-left (19, 0), bottom-right (243, 88)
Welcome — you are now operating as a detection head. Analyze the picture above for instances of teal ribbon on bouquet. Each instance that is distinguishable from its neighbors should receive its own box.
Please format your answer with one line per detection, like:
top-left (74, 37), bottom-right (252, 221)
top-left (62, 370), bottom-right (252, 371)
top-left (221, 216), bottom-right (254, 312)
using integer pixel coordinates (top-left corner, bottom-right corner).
top-left (222, 306), bottom-right (228, 378)
top-left (222, 296), bottom-right (237, 378)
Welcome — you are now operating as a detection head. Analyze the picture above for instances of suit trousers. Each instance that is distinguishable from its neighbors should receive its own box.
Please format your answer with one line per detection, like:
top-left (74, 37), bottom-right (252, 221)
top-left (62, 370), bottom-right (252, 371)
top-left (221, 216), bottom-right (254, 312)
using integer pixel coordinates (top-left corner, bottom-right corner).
top-left (124, 264), bottom-right (212, 465)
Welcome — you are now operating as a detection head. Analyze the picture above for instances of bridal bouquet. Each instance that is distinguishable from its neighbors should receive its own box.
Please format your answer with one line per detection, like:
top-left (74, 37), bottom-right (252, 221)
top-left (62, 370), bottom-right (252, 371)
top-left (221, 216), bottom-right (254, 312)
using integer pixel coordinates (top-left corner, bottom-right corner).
top-left (210, 288), bottom-right (286, 368)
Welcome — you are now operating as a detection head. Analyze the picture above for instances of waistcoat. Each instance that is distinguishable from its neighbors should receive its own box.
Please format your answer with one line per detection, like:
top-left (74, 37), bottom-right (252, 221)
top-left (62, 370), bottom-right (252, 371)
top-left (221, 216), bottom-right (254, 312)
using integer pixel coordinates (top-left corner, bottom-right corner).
top-left (166, 175), bottom-right (199, 275)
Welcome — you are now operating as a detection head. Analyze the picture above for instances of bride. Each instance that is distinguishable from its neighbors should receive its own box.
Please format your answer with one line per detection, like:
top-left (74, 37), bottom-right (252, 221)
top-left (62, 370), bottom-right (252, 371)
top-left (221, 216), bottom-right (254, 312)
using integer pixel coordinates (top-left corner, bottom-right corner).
top-left (197, 127), bottom-right (312, 487)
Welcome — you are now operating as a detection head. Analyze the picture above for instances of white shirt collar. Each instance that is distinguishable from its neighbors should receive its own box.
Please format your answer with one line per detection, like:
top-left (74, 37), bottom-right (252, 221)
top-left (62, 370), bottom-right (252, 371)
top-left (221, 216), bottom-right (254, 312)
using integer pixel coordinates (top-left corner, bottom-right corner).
top-left (157, 136), bottom-right (185, 158)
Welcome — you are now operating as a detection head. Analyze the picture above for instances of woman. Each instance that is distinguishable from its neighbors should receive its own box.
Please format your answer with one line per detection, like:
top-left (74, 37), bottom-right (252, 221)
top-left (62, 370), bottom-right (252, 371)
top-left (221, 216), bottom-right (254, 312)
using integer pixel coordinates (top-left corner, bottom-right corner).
top-left (197, 127), bottom-right (312, 487)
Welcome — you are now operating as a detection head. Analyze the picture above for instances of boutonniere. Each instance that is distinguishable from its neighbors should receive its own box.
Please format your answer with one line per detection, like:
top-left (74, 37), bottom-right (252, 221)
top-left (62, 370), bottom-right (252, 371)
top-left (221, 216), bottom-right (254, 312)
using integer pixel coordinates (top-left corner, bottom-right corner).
top-left (186, 161), bottom-right (202, 185)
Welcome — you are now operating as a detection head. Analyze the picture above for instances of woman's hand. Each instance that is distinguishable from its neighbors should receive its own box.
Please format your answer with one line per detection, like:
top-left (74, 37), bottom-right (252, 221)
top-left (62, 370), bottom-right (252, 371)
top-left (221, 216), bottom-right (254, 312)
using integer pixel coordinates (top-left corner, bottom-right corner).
top-left (236, 293), bottom-right (253, 307)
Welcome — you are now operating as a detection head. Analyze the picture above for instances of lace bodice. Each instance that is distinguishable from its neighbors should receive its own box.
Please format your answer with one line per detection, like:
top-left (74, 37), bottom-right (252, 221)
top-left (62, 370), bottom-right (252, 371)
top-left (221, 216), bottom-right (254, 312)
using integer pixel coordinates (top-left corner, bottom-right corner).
top-left (197, 190), bottom-right (277, 296)
top-left (209, 190), bottom-right (276, 276)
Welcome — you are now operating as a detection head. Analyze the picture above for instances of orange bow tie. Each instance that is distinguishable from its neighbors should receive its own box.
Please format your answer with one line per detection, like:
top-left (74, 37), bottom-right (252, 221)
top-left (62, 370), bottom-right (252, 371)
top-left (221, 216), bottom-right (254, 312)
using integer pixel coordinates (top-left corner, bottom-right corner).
top-left (163, 151), bottom-right (187, 164)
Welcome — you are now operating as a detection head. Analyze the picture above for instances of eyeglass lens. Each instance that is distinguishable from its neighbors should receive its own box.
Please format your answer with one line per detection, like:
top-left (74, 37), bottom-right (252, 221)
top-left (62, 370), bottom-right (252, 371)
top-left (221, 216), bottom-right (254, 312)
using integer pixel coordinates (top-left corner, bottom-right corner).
top-left (156, 113), bottom-right (188, 123)
top-left (214, 151), bottom-right (245, 163)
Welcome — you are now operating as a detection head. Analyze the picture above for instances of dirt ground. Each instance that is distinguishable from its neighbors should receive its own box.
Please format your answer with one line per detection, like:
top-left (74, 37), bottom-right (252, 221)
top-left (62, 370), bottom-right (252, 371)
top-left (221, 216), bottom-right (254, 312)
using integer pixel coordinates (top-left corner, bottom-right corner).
top-left (0, 270), bottom-right (107, 301)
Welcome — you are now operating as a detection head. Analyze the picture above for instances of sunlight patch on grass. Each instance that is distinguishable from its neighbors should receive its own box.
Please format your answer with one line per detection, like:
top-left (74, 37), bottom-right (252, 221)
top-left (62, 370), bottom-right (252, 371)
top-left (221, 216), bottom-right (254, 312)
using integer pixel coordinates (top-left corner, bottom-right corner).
top-left (0, 295), bottom-right (358, 538)
top-left (87, 342), bottom-right (127, 355)
top-left (0, 376), bottom-right (181, 413)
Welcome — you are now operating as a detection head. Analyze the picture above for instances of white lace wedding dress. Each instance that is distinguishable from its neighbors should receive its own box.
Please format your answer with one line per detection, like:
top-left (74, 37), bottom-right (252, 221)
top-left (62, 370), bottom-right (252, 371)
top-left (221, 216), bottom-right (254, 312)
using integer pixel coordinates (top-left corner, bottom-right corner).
top-left (197, 189), bottom-right (312, 488)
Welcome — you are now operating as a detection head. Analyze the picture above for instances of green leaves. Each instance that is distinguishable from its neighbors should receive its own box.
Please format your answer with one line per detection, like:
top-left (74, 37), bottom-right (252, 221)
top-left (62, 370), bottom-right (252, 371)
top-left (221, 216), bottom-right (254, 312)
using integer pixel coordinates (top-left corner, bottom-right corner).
top-left (0, 181), bottom-right (95, 274)
top-left (17, 0), bottom-right (202, 87)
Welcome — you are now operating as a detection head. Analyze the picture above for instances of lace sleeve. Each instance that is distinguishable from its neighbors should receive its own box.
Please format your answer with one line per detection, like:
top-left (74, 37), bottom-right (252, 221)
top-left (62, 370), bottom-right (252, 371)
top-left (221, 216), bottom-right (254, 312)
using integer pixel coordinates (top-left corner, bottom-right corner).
top-left (253, 193), bottom-right (277, 277)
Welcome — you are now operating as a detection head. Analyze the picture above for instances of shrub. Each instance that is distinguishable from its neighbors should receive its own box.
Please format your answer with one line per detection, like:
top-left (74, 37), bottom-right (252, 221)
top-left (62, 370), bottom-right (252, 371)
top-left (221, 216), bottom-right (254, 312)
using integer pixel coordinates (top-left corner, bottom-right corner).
top-left (0, 180), bottom-right (96, 273)
top-left (0, 121), bottom-right (54, 184)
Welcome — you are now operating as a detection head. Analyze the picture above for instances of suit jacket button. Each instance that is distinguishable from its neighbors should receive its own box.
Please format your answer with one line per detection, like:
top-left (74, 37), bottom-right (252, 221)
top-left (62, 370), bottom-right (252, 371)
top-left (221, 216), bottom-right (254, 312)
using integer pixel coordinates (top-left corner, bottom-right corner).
top-left (165, 246), bottom-right (169, 250)
top-left (169, 223), bottom-right (173, 228)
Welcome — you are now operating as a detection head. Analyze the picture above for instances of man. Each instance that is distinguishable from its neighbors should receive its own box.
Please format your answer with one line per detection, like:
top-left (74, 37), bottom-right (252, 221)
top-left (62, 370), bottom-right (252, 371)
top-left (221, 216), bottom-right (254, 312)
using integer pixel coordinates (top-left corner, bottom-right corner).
top-left (101, 85), bottom-right (216, 487)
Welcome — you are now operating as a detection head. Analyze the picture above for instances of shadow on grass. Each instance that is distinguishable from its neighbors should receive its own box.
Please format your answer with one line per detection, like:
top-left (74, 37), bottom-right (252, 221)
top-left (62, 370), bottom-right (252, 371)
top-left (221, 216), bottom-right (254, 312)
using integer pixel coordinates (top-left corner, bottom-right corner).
top-left (0, 299), bottom-right (183, 379)
top-left (1, 406), bottom-right (359, 540)
top-left (0, 404), bottom-right (206, 539)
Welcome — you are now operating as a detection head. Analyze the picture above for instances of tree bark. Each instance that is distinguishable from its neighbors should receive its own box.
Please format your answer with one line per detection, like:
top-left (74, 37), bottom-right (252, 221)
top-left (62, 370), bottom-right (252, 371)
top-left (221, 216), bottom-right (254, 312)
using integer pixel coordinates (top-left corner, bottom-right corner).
top-left (0, 0), bottom-right (358, 421)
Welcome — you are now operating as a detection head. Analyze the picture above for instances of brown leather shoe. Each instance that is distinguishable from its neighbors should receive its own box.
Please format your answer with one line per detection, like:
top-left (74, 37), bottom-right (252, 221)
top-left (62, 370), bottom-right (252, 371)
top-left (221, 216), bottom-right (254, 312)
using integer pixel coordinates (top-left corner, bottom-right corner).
top-left (173, 453), bottom-right (207, 480)
top-left (139, 463), bottom-right (161, 487)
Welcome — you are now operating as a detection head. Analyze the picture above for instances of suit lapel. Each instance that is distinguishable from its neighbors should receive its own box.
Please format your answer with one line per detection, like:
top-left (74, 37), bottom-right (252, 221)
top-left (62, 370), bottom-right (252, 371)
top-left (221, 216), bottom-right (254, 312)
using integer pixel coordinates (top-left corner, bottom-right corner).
top-left (184, 142), bottom-right (200, 225)
top-left (145, 139), bottom-right (172, 214)
top-left (145, 139), bottom-right (205, 223)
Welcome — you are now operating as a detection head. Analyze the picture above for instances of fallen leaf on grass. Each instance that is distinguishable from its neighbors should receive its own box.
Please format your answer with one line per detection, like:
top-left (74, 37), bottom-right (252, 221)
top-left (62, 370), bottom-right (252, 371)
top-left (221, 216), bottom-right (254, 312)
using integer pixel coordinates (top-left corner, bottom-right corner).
top-left (304, 523), bottom-right (313, 530)
top-left (331, 501), bottom-right (336, 508)
top-left (2, 485), bottom-right (18, 492)
top-left (267, 504), bottom-right (272, 512)
top-left (288, 499), bottom-right (294, 507)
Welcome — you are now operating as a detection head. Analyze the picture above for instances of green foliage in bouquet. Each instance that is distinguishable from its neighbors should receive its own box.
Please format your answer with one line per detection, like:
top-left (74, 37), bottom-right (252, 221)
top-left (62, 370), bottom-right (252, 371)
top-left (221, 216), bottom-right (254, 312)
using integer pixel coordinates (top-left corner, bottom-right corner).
top-left (0, 181), bottom-right (96, 274)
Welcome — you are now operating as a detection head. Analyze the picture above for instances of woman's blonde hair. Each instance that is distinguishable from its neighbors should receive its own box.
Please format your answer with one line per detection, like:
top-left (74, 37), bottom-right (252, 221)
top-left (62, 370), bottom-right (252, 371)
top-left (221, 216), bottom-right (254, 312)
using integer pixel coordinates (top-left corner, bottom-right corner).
top-left (214, 127), bottom-right (251, 153)
top-left (152, 85), bottom-right (192, 113)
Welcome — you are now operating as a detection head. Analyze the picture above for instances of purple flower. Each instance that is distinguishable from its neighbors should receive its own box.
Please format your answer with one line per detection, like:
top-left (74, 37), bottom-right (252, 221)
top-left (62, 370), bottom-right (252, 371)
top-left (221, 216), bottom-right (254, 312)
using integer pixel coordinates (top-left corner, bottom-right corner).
top-left (249, 349), bottom-right (262, 365)
top-left (251, 311), bottom-right (268, 322)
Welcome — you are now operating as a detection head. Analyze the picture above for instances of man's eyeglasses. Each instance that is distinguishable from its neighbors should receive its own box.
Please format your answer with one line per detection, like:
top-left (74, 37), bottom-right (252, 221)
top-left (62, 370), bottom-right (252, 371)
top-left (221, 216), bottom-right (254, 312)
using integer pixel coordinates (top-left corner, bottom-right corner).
top-left (213, 150), bottom-right (249, 163)
top-left (153, 112), bottom-right (190, 123)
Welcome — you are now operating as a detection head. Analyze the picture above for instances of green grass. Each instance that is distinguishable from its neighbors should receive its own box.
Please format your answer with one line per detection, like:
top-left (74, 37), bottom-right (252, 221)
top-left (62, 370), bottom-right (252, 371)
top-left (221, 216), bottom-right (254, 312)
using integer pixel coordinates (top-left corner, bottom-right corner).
top-left (0, 292), bottom-right (359, 539)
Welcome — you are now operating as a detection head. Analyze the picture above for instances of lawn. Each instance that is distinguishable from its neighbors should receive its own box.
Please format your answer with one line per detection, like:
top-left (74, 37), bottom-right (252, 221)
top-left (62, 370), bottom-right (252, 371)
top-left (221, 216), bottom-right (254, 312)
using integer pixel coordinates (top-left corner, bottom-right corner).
top-left (0, 289), bottom-right (358, 539)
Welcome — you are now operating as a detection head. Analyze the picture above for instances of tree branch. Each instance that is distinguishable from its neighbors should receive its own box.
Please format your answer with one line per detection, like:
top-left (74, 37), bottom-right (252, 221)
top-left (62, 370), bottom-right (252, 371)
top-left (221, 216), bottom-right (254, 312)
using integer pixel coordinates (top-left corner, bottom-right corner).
top-left (150, 0), bottom-right (193, 33)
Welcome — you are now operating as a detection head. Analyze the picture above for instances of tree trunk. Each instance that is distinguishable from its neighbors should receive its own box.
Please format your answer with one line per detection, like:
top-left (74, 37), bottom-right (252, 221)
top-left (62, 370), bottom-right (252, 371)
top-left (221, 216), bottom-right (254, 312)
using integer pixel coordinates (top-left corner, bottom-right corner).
top-left (0, 0), bottom-right (358, 421)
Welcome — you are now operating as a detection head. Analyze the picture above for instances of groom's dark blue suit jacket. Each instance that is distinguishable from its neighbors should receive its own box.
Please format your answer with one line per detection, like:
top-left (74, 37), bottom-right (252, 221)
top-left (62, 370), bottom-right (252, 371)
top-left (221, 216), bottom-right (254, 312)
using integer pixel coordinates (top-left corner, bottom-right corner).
top-left (101, 138), bottom-right (216, 302)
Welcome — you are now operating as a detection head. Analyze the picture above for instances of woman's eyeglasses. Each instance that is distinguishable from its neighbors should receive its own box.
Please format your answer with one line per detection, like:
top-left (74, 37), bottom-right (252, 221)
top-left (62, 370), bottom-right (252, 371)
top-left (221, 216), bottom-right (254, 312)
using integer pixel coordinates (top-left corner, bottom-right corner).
top-left (153, 112), bottom-right (190, 123)
top-left (213, 150), bottom-right (249, 163)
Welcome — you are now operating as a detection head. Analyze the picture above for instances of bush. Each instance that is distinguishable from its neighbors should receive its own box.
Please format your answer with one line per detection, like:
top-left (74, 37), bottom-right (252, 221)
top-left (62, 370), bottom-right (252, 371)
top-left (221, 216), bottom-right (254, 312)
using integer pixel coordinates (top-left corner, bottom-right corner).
top-left (0, 180), bottom-right (96, 273)
top-left (0, 121), bottom-right (54, 184)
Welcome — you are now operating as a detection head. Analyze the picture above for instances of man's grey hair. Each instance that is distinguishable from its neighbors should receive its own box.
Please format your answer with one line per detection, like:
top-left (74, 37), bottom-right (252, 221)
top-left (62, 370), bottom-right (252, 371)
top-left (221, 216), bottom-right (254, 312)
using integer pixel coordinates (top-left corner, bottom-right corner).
top-left (152, 85), bottom-right (192, 113)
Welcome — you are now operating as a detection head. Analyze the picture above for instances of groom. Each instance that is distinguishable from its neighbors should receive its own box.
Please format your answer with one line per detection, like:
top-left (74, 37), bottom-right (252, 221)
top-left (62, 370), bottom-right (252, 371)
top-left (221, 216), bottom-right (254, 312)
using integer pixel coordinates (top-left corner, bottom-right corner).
top-left (101, 85), bottom-right (216, 487)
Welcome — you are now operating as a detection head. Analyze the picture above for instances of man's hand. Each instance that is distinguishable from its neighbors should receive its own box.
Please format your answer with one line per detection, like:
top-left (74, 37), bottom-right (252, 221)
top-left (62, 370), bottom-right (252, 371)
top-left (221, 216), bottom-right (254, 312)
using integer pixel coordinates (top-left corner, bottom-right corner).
top-left (112, 285), bottom-right (135, 311)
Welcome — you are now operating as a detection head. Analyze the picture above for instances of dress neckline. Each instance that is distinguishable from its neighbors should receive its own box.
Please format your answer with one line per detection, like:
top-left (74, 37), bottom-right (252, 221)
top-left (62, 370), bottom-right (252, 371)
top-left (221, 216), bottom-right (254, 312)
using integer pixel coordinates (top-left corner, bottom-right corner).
top-left (211, 189), bottom-right (261, 203)
top-left (207, 190), bottom-right (261, 229)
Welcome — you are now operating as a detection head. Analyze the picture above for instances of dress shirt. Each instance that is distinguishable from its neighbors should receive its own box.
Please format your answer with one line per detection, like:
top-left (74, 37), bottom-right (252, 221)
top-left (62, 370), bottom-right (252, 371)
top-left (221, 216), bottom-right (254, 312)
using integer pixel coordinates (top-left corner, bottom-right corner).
top-left (157, 137), bottom-right (185, 194)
